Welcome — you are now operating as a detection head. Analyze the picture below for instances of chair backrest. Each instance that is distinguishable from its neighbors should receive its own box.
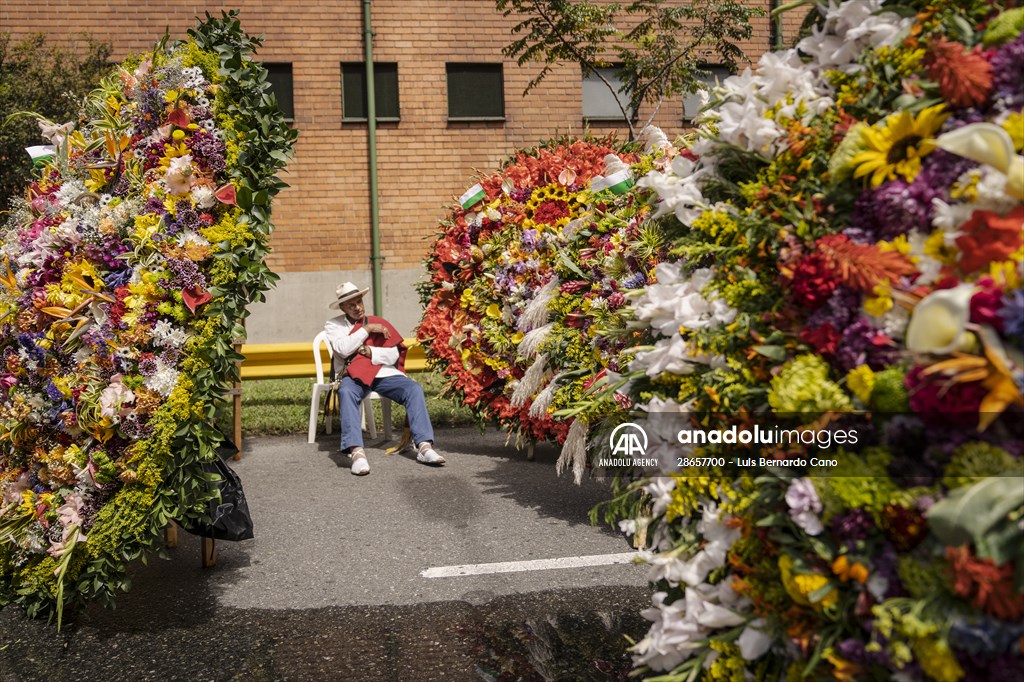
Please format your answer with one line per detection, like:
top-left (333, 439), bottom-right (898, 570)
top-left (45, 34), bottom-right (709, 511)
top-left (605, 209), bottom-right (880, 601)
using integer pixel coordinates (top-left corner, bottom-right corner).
top-left (312, 331), bottom-right (332, 384)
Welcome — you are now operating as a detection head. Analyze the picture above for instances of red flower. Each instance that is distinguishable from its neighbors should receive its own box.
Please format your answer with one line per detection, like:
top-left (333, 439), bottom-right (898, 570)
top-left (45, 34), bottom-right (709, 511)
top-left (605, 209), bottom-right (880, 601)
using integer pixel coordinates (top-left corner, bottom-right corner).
top-left (532, 199), bottom-right (570, 224)
top-left (905, 365), bottom-right (986, 426)
top-left (790, 254), bottom-right (839, 309)
top-left (955, 206), bottom-right (1024, 275)
top-left (800, 322), bottom-right (841, 356)
top-left (880, 504), bottom-right (928, 551)
top-left (945, 545), bottom-right (1024, 621)
top-left (969, 277), bottom-right (1006, 332)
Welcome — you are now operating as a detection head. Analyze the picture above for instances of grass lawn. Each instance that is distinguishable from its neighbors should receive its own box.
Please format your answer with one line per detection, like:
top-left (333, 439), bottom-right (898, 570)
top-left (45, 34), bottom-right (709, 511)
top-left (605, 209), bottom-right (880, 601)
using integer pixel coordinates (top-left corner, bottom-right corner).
top-left (217, 371), bottom-right (477, 436)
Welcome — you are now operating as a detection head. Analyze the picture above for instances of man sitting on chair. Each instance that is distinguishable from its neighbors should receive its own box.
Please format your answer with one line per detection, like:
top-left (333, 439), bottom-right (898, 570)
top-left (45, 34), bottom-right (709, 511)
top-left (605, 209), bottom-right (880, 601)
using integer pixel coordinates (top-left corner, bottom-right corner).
top-left (325, 282), bottom-right (446, 475)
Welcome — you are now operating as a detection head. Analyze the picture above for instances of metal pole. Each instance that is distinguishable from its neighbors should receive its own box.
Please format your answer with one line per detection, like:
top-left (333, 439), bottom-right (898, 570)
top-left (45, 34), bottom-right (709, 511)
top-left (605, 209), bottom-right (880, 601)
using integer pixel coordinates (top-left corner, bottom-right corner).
top-left (363, 0), bottom-right (383, 315)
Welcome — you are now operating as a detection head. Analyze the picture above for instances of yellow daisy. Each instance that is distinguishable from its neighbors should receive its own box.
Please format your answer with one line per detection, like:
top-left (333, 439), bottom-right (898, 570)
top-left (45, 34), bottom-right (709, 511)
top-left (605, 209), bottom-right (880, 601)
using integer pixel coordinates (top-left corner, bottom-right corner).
top-left (851, 104), bottom-right (949, 187)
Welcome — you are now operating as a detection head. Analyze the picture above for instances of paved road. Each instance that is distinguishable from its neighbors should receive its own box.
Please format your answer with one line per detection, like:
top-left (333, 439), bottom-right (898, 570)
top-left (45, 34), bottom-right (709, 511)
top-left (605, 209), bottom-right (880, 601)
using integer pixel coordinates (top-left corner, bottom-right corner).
top-left (0, 429), bottom-right (653, 681)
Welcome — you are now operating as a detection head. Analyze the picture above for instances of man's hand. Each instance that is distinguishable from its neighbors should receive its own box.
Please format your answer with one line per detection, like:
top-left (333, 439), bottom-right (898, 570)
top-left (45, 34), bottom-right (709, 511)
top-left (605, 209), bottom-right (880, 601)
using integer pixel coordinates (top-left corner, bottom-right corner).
top-left (357, 345), bottom-right (372, 358)
top-left (364, 322), bottom-right (391, 339)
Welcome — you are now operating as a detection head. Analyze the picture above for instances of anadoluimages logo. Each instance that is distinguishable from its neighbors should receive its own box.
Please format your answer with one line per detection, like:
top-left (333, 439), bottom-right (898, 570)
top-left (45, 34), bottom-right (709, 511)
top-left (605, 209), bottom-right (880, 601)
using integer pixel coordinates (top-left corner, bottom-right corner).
top-left (609, 422), bottom-right (648, 457)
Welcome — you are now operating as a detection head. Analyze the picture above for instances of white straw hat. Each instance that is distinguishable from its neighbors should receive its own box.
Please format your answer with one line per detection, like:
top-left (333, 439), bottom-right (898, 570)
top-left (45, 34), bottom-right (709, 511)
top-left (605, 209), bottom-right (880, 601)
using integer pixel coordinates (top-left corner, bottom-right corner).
top-left (328, 281), bottom-right (369, 309)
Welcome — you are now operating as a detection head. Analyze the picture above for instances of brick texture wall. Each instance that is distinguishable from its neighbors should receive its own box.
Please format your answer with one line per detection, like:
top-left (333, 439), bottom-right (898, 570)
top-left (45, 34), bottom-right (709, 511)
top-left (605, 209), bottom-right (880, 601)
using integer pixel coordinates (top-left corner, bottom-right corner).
top-left (1, 1), bottom-right (806, 274)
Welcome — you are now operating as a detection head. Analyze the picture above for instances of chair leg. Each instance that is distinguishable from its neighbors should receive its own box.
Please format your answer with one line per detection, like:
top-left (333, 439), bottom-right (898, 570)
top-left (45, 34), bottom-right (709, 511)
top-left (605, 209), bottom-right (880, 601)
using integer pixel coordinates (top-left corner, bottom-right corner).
top-left (325, 389), bottom-right (334, 436)
top-left (363, 397), bottom-right (378, 439)
top-left (308, 385), bottom-right (322, 444)
top-left (382, 398), bottom-right (393, 440)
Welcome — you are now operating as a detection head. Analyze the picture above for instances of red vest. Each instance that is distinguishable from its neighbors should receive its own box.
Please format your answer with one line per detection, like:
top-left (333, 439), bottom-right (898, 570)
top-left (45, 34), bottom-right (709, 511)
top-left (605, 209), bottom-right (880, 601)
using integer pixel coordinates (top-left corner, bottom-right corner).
top-left (345, 316), bottom-right (407, 386)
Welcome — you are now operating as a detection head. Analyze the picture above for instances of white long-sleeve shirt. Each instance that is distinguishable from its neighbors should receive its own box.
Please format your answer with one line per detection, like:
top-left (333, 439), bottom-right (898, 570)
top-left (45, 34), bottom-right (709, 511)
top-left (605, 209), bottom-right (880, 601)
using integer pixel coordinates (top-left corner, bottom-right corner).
top-left (324, 314), bottom-right (403, 379)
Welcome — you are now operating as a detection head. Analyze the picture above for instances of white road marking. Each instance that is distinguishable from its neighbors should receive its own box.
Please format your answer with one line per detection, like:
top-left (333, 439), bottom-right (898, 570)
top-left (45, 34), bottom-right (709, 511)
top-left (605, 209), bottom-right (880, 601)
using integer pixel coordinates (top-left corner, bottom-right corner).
top-left (420, 552), bottom-right (640, 578)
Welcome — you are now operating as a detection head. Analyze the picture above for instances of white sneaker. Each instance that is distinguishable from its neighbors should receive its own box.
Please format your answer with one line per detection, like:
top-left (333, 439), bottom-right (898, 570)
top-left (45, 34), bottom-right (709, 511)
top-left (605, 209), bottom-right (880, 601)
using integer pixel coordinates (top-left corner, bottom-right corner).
top-left (350, 448), bottom-right (370, 476)
top-left (416, 442), bottom-right (446, 466)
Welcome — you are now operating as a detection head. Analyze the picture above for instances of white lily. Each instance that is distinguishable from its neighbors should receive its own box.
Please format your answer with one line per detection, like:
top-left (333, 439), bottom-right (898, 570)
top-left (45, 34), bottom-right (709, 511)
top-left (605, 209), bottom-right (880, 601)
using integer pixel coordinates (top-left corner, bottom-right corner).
top-left (905, 284), bottom-right (976, 355)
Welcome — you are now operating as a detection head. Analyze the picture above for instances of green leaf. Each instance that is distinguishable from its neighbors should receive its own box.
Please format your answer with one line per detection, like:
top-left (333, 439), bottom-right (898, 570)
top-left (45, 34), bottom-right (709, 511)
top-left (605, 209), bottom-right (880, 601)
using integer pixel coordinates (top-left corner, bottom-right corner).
top-left (752, 344), bottom-right (786, 361)
top-left (927, 477), bottom-right (1024, 548)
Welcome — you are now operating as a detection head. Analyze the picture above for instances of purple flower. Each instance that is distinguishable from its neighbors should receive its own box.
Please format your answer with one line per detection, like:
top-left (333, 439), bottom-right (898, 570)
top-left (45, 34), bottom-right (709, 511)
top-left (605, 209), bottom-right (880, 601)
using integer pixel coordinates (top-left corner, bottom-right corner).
top-left (167, 258), bottom-right (206, 289)
top-left (521, 229), bottom-right (539, 252)
top-left (849, 180), bottom-right (929, 240)
top-left (834, 318), bottom-right (897, 372)
top-left (835, 639), bottom-right (889, 667)
top-left (784, 478), bottom-right (823, 535)
top-left (991, 32), bottom-right (1024, 110)
top-left (831, 508), bottom-right (874, 549)
top-left (620, 271), bottom-right (647, 290)
top-left (1001, 289), bottom-right (1024, 345)
top-left (806, 286), bottom-right (860, 331)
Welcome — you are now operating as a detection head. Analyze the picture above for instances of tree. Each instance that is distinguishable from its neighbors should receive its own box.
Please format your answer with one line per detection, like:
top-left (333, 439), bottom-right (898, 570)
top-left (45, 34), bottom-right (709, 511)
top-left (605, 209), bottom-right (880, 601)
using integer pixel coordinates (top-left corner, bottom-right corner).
top-left (496, 0), bottom-right (760, 138)
top-left (0, 33), bottom-right (112, 210)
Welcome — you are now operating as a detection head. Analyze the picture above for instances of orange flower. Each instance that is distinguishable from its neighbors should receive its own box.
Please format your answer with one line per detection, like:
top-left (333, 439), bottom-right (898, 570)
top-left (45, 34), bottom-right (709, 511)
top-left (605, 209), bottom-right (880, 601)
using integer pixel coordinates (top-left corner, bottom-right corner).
top-left (832, 555), bottom-right (870, 584)
top-left (925, 39), bottom-right (993, 109)
top-left (946, 545), bottom-right (1024, 621)
top-left (955, 205), bottom-right (1024, 275)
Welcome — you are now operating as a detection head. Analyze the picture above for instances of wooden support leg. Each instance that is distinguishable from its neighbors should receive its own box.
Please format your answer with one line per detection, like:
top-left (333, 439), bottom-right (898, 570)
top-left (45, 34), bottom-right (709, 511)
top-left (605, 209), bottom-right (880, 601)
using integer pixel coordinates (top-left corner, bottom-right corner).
top-left (201, 537), bottom-right (217, 568)
top-left (232, 334), bottom-right (243, 460)
top-left (164, 522), bottom-right (178, 549)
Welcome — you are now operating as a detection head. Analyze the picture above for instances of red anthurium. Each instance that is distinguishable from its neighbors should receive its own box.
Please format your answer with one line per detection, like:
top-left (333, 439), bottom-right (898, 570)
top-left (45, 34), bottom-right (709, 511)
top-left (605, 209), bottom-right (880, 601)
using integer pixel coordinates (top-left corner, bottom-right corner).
top-left (214, 183), bottom-right (237, 205)
top-left (166, 105), bottom-right (191, 129)
top-left (182, 286), bottom-right (213, 313)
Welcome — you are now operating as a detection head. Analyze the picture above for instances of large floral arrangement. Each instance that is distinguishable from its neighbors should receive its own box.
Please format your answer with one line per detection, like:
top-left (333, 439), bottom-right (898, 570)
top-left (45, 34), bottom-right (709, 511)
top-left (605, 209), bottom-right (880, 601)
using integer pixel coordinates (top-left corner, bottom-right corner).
top-left (0, 12), bottom-right (296, 622)
top-left (418, 134), bottom-right (671, 465)
top-left (574, 0), bottom-right (1024, 679)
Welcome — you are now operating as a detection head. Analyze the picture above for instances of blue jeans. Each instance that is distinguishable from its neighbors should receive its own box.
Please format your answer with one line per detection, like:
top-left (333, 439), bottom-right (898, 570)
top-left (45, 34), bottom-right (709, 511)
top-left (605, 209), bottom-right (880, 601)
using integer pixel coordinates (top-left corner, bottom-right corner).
top-left (338, 374), bottom-right (434, 452)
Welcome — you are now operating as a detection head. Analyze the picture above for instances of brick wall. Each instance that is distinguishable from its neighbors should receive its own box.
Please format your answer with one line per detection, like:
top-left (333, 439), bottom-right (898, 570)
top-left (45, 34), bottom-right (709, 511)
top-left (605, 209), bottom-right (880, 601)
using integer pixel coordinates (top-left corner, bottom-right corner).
top-left (2, 0), bottom-right (808, 338)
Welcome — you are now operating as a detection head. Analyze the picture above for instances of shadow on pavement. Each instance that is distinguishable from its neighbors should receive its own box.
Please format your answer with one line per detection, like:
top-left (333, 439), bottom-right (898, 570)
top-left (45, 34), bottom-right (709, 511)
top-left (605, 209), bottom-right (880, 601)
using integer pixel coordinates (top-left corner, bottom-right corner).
top-left (0, 578), bottom-right (649, 681)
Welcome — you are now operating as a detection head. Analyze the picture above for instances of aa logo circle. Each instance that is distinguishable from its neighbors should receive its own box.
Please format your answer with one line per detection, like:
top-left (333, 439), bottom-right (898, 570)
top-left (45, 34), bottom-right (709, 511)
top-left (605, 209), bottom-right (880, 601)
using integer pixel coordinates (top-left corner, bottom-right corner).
top-left (609, 423), bottom-right (648, 458)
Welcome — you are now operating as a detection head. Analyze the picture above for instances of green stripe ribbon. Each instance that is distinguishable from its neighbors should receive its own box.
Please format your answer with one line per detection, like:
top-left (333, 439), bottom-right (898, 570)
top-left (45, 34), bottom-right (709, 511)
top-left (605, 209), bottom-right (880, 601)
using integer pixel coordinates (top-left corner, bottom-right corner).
top-left (459, 183), bottom-right (486, 209)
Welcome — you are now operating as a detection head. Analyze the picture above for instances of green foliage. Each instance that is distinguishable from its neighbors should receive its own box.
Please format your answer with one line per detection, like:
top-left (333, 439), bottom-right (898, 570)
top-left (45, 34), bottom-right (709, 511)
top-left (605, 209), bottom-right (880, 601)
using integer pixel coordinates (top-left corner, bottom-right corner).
top-left (0, 32), bottom-right (112, 210)
top-left (495, 0), bottom-right (760, 137)
top-left (216, 373), bottom-right (478, 436)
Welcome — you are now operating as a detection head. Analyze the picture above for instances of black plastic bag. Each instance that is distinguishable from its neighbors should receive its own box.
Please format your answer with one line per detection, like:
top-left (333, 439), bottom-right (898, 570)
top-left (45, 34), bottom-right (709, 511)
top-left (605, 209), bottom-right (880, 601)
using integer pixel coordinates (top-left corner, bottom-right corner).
top-left (180, 440), bottom-right (254, 541)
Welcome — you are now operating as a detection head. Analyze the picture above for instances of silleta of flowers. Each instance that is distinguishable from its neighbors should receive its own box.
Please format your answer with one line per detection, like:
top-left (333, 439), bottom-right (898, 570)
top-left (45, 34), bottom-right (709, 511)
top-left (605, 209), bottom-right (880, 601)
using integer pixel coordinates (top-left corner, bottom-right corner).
top-left (418, 134), bottom-right (671, 471)
top-left (0, 12), bottom-right (296, 622)
top-left (576, 0), bottom-right (1023, 679)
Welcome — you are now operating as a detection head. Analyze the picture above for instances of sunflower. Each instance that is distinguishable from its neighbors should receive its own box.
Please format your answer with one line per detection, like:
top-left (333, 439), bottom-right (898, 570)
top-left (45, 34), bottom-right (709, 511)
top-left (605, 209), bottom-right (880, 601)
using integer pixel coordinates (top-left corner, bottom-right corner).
top-left (851, 104), bottom-right (949, 187)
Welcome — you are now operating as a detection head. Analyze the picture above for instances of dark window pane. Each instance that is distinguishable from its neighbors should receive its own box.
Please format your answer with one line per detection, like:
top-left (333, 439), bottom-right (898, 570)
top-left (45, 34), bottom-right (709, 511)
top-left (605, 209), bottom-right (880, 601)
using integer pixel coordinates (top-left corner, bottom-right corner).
top-left (342, 62), bottom-right (400, 120)
top-left (264, 63), bottom-right (294, 121)
top-left (582, 66), bottom-right (634, 120)
top-left (446, 63), bottom-right (504, 119)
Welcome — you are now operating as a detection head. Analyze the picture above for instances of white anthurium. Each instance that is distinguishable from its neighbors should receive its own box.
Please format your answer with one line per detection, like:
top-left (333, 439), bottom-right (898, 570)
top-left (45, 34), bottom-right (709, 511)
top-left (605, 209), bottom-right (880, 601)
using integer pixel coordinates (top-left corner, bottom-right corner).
top-left (905, 284), bottom-right (976, 355)
top-left (936, 122), bottom-right (1024, 201)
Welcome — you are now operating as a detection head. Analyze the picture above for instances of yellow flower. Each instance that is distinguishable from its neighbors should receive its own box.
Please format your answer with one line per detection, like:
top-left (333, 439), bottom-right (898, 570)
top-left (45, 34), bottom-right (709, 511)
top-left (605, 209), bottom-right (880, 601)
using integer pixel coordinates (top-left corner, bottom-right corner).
top-left (459, 289), bottom-right (475, 309)
top-left (485, 303), bottom-right (501, 318)
top-left (864, 283), bottom-right (893, 317)
top-left (851, 105), bottom-right (949, 187)
top-left (511, 331), bottom-right (525, 344)
top-left (877, 234), bottom-right (911, 256)
top-left (84, 168), bottom-right (109, 192)
top-left (779, 554), bottom-right (837, 609)
top-left (846, 365), bottom-right (876, 404)
top-left (923, 229), bottom-right (956, 264)
top-left (987, 260), bottom-right (1022, 288)
top-left (1004, 112), bottom-right (1024, 152)
top-left (913, 638), bottom-right (964, 682)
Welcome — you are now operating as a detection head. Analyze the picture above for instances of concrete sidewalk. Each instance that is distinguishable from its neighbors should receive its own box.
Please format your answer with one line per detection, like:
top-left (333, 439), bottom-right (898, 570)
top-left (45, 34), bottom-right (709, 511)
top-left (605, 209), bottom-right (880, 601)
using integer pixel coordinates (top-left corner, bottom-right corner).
top-left (0, 428), bottom-right (653, 681)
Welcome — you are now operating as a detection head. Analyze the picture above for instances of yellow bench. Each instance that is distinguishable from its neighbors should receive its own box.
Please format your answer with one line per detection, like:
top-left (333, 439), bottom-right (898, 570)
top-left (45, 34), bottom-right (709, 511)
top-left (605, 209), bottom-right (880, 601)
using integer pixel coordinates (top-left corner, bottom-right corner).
top-left (239, 337), bottom-right (427, 380)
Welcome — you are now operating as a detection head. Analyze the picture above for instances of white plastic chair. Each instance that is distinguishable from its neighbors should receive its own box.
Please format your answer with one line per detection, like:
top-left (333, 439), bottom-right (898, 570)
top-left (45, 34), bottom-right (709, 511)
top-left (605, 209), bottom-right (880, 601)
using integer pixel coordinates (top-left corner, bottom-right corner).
top-left (308, 331), bottom-right (393, 443)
